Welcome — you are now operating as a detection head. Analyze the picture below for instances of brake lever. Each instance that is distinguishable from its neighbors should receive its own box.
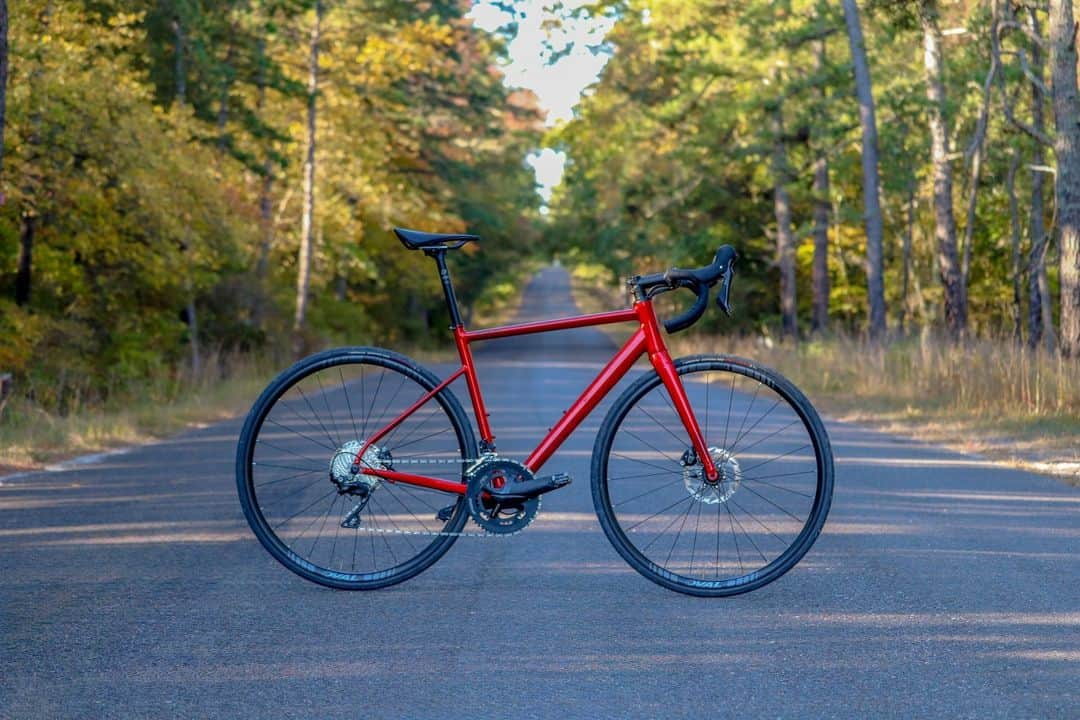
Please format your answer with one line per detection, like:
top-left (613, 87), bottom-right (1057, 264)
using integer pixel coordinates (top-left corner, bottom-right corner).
top-left (715, 263), bottom-right (735, 317)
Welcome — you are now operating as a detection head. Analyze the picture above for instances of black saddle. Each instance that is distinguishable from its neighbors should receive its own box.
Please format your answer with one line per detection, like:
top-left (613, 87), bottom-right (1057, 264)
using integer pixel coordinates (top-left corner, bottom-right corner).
top-left (393, 227), bottom-right (479, 250)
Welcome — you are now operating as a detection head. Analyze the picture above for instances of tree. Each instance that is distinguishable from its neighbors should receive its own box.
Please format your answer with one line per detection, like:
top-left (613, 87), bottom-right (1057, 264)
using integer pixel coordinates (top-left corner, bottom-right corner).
top-left (293, 0), bottom-right (321, 355)
top-left (919, 0), bottom-right (965, 339)
top-left (842, 0), bottom-right (886, 339)
top-left (1049, 0), bottom-right (1080, 357)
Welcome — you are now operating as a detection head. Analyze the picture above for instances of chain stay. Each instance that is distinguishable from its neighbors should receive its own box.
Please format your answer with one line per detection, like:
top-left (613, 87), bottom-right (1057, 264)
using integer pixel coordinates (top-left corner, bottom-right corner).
top-left (352, 453), bottom-right (536, 538)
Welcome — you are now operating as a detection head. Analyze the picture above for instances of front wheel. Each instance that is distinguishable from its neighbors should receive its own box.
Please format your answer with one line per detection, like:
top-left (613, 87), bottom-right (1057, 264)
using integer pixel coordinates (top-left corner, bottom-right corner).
top-left (592, 355), bottom-right (833, 597)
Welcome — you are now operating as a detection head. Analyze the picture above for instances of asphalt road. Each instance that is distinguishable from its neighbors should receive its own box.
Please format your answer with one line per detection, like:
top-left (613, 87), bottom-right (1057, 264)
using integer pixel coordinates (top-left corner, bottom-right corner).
top-left (2, 266), bottom-right (1078, 719)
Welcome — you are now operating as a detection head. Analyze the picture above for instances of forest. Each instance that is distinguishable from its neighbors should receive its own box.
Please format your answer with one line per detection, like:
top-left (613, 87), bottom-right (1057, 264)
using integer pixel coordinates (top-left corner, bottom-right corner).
top-left (0, 0), bottom-right (1078, 442)
top-left (549, 0), bottom-right (1078, 354)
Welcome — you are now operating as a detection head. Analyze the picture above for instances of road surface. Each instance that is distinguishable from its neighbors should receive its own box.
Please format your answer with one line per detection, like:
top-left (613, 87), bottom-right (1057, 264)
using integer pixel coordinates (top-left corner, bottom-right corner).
top-left (2, 266), bottom-right (1077, 719)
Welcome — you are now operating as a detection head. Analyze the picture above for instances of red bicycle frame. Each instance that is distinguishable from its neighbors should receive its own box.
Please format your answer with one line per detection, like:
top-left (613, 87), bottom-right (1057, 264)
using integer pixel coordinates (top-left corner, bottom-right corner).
top-left (356, 297), bottom-right (719, 493)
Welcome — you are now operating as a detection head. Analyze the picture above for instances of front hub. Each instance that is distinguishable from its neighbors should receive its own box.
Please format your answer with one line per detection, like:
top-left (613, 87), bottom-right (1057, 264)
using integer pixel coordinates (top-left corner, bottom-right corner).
top-left (682, 447), bottom-right (741, 504)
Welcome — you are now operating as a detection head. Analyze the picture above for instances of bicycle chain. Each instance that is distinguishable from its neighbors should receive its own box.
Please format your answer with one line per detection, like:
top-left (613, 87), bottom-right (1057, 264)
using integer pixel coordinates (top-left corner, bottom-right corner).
top-left (351, 455), bottom-right (539, 539)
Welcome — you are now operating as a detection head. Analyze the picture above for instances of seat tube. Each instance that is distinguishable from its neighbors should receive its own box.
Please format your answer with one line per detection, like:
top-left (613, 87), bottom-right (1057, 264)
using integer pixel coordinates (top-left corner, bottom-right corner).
top-left (454, 326), bottom-right (495, 446)
top-left (635, 301), bottom-right (719, 481)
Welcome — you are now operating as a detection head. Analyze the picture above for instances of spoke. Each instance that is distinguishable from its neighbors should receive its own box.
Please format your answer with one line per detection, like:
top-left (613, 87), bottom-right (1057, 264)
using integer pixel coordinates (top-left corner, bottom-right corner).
top-left (385, 404), bottom-right (440, 451)
top-left (640, 505), bottom-right (693, 552)
top-left (734, 418), bottom-right (801, 457)
top-left (362, 367), bottom-right (386, 440)
top-left (264, 476), bottom-right (330, 508)
top-left (611, 469), bottom-right (682, 482)
top-left (731, 382), bottom-right (761, 452)
top-left (624, 494), bottom-right (692, 532)
top-left (365, 502), bottom-right (398, 565)
top-left (255, 468), bottom-right (324, 488)
top-left (359, 365), bottom-right (369, 439)
top-left (370, 495), bottom-right (418, 553)
top-left (688, 493), bottom-right (705, 575)
top-left (637, 402), bottom-right (690, 447)
top-left (273, 488), bottom-right (336, 529)
top-left (394, 482), bottom-right (443, 513)
top-left (296, 385), bottom-right (338, 449)
top-left (389, 425), bottom-right (453, 453)
top-left (613, 477), bottom-right (684, 507)
top-left (370, 373), bottom-right (410, 435)
top-left (724, 501), bottom-right (744, 573)
top-left (340, 367), bottom-right (360, 440)
top-left (254, 460), bottom-right (323, 473)
top-left (611, 452), bottom-right (678, 476)
top-left (738, 482), bottom-right (804, 523)
top-left (308, 493), bottom-right (340, 556)
top-left (714, 497), bottom-right (722, 578)
top-left (729, 398), bottom-right (781, 454)
top-left (623, 428), bottom-right (683, 465)
top-left (265, 417), bottom-right (336, 452)
top-left (256, 438), bottom-right (326, 467)
top-left (730, 497), bottom-right (791, 546)
top-left (729, 508), bottom-right (769, 564)
top-left (721, 372), bottom-right (736, 449)
top-left (314, 373), bottom-right (342, 446)
top-left (739, 443), bottom-right (812, 476)
top-left (664, 496), bottom-right (698, 567)
top-left (742, 476), bottom-right (814, 499)
top-left (383, 485), bottom-right (434, 534)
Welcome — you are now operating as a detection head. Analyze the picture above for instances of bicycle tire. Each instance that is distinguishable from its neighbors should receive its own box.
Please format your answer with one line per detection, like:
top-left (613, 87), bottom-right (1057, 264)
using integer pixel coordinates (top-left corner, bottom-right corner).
top-left (236, 347), bottom-right (477, 590)
top-left (591, 355), bottom-right (833, 597)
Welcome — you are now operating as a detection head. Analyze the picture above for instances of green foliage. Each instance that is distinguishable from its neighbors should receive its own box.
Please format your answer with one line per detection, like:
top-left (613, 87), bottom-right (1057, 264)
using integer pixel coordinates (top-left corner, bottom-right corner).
top-left (547, 0), bottom-right (1060, 340)
top-left (0, 0), bottom-right (543, 413)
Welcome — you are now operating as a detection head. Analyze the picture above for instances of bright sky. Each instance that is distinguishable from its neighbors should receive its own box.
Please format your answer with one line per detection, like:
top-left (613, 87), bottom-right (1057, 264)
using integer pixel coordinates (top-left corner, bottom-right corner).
top-left (468, 1), bottom-right (616, 204)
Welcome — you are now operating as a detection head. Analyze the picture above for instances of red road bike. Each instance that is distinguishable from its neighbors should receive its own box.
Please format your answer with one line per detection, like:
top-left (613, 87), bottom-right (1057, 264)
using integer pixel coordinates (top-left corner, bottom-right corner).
top-left (236, 229), bottom-right (834, 596)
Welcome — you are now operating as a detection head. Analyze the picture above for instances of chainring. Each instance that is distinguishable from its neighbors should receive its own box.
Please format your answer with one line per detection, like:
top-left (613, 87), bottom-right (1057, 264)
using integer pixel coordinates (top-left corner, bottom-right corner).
top-left (465, 459), bottom-right (539, 535)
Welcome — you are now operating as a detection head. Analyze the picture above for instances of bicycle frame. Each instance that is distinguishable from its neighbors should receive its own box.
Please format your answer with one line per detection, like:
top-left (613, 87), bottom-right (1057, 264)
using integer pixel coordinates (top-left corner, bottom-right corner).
top-left (356, 297), bottom-right (720, 493)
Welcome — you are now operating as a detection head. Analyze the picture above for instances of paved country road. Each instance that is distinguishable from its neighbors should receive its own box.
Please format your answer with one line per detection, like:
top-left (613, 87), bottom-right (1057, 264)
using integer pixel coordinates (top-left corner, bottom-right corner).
top-left (2, 266), bottom-right (1077, 719)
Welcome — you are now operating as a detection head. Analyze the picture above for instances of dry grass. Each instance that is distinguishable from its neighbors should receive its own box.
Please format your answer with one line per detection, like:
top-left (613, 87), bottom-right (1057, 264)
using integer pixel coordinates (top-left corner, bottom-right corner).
top-left (0, 272), bottom-right (541, 474)
top-left (0, 350), bottom-right (277, 472)
top-left (570, 264), bottom-right (1080, 481)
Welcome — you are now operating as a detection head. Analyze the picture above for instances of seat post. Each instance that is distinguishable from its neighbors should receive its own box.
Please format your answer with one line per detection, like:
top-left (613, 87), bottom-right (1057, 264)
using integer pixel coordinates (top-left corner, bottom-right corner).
top-left (424, 247), bottom-right (464, 328)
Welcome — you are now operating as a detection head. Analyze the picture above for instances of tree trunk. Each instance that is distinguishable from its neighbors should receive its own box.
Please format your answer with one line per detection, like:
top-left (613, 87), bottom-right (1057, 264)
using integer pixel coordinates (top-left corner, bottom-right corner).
top-left (960, 2), bottom-right (1000, 325)
top-left (1026, 7), bottom-right (1054, 351)
top-left (811, 39), bottom-right (830, 335)
top-left (253, 36), bottom-right (274, 328)
top-left (1007, 153), bottom-right (1023, 343)
top-left (294, 0), bottom-right (322, 356)
top-left (920, 1), bottom-right (966, 340)
top-left (15, 1), bottom-right (51, 306)
top-left (842, 0), bottom-right (886, 340)
top-left (771, 101), bottom-right (797, 341)
top-left (900, 182), bottom-right (916, 334)
top-left (1049, 0), bottom-right (1080, 357)
top-left (173, 13), bottom-right (200, 376)
top-left (0, 0), bottom-right (8, 183)
top-left (15, 212), bottom-right (32, 305)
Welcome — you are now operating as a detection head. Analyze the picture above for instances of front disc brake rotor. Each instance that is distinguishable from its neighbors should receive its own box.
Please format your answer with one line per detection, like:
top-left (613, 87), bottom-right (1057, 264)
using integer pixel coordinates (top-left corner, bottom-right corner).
top-left (466, 459), bottom-right (539, 534)
top-left (683, 447), bottom-right (741, 504)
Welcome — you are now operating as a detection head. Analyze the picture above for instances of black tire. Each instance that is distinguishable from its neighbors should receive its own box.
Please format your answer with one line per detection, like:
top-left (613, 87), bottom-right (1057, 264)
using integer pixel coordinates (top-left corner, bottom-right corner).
top-left (592, 355), bottom-right (833, 597)
top-left (236, 347), bottom-right (477, 590)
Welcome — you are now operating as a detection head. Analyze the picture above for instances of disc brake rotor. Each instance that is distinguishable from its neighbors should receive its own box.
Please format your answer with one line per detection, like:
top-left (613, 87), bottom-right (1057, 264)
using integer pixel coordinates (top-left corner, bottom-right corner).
top-left (683, 447), bottom-right (741, 504)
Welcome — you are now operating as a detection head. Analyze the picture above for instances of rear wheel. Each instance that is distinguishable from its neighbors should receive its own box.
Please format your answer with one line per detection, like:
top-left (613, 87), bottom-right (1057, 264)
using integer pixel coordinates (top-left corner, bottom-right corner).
top-left (592, 355), bottom-right (833, 596)
top-left (236, 347), bottom-right (477, 590)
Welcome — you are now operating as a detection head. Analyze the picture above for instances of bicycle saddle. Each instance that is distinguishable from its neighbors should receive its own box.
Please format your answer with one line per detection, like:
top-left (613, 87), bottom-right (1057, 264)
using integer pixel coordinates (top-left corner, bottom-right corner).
top-left (393, 227), bottom-right (479, 250)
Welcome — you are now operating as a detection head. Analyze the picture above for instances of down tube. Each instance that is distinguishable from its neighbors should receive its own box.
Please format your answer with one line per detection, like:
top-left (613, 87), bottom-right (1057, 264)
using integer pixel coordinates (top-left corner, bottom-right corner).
top-left (523, 329), bottom-right (648, 473)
